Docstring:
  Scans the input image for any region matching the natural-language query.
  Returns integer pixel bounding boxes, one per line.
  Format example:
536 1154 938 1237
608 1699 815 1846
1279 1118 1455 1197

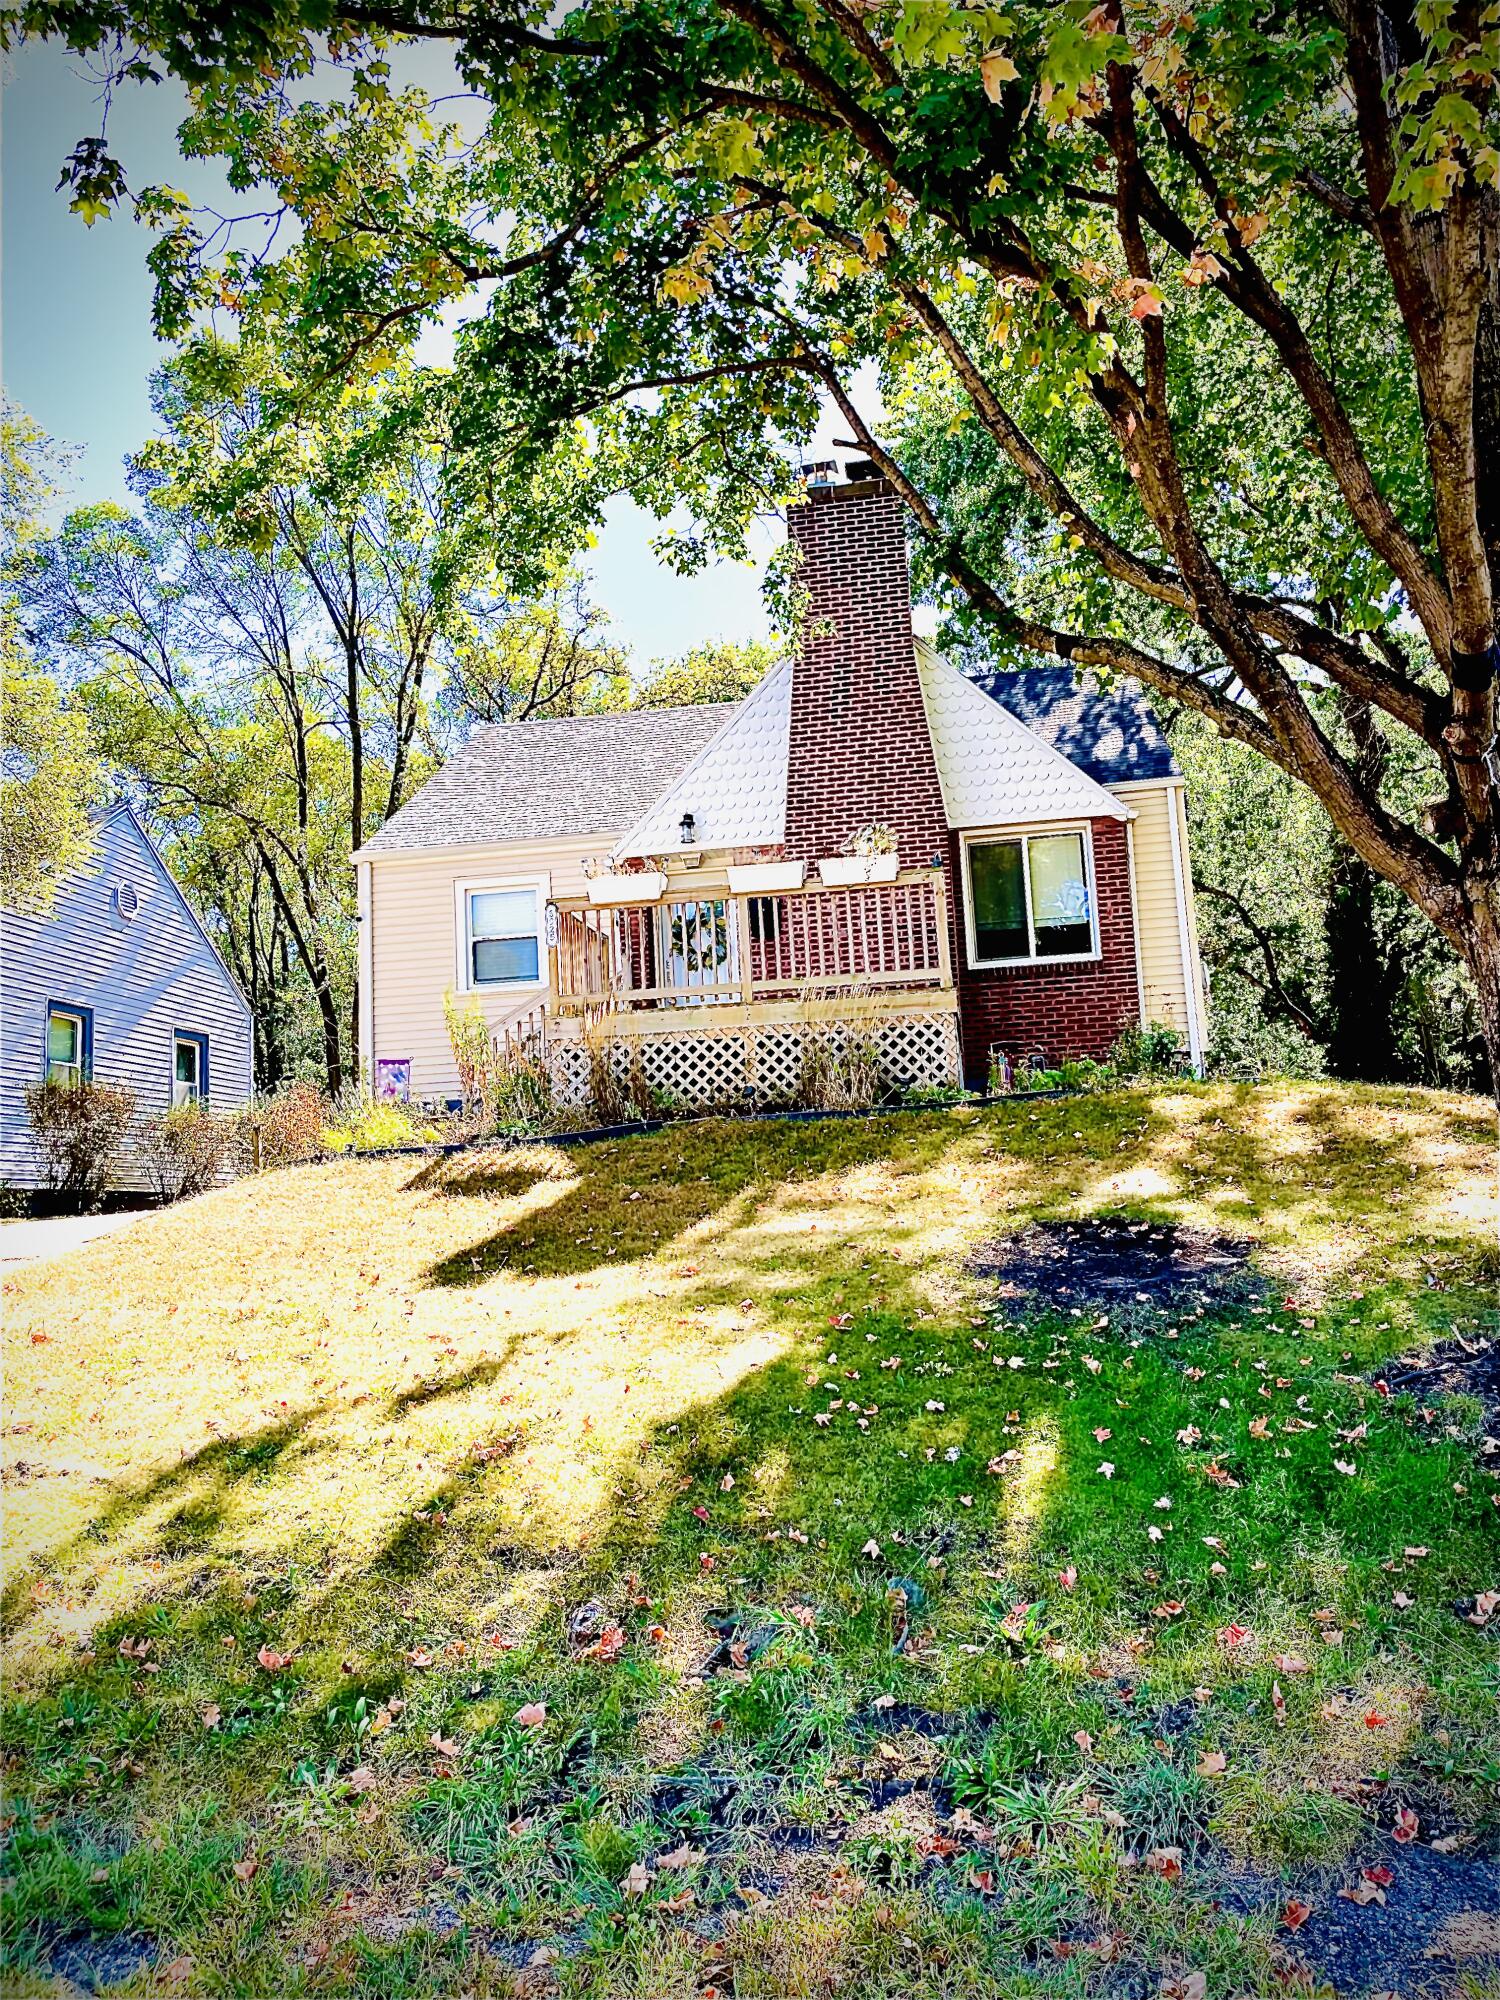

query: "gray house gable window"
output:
45 1002 93 1083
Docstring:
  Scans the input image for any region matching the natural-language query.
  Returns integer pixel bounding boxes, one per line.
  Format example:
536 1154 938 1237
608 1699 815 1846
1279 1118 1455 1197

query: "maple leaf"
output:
346 1765 377 1794
1271 1680 1287 1728
1093 1427 1112 1443
233 1858 259 1883
1196 1749 1227 1776
256 1645 292 1672
657 1842 704 1871
720 1473 735 1491
587 1625 627 1662
407 1647 434 1669
621 1861 652 1897
1152 1601 1184 1619
1161 1976 1206 2000
1391 1806 1419 1843
1273 1652 1309 1674
1339 1878 1385 1905
201 1705 221 1730
980 49 1019 101
159 1959 196 1986
862 1539 881 1556
1097 1461 1116 1479
872 1692 896 1710
1073 1728 1093 1752
1282 1897 1313 1931
430 1732 460 1758
1058 1566 1078 1590
1217 1623 1252 1650
515 1702 547 1728
1144 1846 1182 1880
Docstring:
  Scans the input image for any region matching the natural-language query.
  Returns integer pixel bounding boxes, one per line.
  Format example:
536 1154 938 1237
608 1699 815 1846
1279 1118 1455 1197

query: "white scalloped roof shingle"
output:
916 641 1130 827
611 658 792 859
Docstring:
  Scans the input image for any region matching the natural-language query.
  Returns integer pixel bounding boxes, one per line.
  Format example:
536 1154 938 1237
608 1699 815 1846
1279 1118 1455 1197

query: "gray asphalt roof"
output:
359 705 735 854
361 666 1175 857
973 669 1178 784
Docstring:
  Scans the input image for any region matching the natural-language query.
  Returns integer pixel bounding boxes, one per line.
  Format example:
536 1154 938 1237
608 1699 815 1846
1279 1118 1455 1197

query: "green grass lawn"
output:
2 1083 1497 1998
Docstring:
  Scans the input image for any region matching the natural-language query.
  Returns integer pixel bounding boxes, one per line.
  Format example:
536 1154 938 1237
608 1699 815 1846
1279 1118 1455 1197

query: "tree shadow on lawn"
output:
3 1087 1495 1992
409 1086 1491 1303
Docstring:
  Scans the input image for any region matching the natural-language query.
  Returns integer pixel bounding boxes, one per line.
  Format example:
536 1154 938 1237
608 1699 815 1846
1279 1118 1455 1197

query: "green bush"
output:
321 1095 442 1154
23 1078 136 1208
139 1102 237 1201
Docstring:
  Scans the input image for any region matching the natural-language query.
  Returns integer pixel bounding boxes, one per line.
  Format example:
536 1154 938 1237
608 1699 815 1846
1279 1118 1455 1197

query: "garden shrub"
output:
139 1101 236 1201
233 1080 327 1172
445 990 556 1131
321 1095 442 1154
23 1078 136 1207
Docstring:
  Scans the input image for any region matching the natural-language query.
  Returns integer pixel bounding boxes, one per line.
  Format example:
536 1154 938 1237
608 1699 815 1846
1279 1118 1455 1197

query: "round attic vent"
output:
115 881 140 921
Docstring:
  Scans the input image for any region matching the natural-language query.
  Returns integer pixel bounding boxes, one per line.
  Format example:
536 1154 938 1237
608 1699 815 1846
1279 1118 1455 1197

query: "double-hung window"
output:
964 828 1098 967
460 882 543 990
173 1032 208 1106
46 1005 89 1084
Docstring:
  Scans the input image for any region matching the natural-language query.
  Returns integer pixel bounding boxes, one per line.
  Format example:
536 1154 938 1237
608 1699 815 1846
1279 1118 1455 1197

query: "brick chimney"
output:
782 465 949 869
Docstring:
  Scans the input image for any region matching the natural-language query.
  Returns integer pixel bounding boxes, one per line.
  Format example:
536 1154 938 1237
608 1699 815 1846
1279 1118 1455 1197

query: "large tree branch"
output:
1137 89 1456 663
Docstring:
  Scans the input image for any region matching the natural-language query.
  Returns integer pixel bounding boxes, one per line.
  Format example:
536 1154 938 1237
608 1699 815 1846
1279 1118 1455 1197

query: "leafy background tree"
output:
1 406 106 914
8 0 1497 1092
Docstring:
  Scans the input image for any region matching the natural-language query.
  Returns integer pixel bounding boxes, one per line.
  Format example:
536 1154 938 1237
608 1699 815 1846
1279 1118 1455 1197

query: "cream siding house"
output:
356 464 1208 1105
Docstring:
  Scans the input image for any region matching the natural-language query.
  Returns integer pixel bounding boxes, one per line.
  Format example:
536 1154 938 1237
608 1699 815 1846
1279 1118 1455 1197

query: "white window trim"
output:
172 1034 203 1107
47 1007 86 1084
959 822 1102 970
454 875 549 995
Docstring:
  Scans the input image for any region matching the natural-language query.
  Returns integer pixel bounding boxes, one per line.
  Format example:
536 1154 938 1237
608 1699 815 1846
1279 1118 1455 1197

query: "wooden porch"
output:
546 866 954 1023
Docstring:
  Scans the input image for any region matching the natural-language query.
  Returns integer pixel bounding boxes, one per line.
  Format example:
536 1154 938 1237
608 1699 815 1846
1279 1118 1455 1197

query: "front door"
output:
658 898 739 1004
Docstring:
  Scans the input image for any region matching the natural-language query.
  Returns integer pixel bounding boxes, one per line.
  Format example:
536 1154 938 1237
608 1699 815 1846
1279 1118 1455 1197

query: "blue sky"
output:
0 38 817 662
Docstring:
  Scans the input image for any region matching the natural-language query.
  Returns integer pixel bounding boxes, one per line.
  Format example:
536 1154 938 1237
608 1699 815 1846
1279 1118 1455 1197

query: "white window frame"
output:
172 1034 204 1107
454 876 548 995
46 1007 86 1084
959 822 1102 970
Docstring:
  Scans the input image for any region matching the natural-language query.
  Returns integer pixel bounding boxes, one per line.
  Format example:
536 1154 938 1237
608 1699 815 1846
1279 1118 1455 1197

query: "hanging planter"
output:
726 860 805 893
585 871 668 904
817 854 899 886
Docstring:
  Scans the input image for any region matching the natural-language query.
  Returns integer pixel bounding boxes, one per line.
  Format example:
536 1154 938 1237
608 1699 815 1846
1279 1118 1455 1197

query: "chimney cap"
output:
844 456 879 482
799 458 839 487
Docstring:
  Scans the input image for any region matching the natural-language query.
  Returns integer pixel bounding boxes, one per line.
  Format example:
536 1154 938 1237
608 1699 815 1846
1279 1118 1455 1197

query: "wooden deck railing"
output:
549 868 952 1014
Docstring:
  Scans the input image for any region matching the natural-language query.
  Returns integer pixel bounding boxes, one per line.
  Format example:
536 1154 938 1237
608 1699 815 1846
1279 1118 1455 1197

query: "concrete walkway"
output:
0 1210 154 1269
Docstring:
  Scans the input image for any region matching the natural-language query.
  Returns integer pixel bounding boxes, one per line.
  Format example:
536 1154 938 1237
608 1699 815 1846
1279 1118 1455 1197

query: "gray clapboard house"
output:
1 804 254 1191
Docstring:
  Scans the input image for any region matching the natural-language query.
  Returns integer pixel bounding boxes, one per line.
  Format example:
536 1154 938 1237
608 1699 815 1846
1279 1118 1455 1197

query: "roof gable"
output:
915 643 1130 826
611 660 791 860
98 804 254 1021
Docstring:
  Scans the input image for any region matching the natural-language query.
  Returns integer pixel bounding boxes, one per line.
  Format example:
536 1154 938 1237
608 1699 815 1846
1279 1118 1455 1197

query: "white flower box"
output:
817 853 899 886
585 871 668 904
726 860 806 893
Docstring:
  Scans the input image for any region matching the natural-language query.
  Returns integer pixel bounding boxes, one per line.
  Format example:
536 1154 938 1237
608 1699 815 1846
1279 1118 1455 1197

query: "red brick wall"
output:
784 480 950 871
952 817 1140 1080
783 474 1141 1083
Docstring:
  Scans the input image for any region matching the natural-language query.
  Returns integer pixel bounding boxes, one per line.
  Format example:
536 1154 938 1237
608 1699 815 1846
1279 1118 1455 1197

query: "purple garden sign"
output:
373 1057 412 1103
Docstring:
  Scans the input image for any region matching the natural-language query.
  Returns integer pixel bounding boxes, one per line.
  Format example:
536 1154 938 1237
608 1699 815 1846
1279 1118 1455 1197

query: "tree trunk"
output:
1459 892 1500 1100
1324 848 1401 1081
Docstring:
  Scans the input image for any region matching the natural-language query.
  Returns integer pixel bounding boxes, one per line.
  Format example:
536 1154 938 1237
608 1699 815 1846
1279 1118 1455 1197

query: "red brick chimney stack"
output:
782 463 950 869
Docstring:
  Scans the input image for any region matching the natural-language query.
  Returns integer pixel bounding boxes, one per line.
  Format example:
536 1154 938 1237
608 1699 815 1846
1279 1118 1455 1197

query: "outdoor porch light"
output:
679 811 697 845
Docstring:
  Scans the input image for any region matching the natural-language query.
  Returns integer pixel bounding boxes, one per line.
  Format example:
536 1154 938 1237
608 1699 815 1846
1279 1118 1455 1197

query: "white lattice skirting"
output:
550 1011 961 1115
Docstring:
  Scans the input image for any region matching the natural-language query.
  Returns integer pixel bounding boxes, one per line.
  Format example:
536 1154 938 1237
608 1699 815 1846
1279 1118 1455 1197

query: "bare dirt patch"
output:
970 1215 1260 1319
1378 1331 1500 1447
